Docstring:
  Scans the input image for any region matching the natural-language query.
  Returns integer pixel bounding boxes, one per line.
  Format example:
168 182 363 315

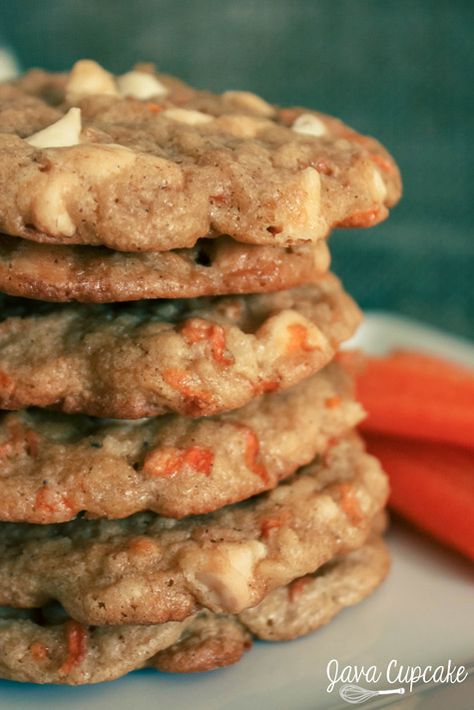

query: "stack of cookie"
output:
0 61 401 684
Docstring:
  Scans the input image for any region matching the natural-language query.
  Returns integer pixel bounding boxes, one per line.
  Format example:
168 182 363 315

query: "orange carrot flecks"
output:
180 318 234 365
59 621 87 676
33 486 75 518
337 208 383 229
334 482 363 526
232 423 269 485
145 102 163 113
260 515 287 539
143 445 214 478
286 323 315 354
163 368 214 413
243 427 269 485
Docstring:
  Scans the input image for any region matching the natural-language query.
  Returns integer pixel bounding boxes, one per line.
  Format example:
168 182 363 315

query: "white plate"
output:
2 312 474 710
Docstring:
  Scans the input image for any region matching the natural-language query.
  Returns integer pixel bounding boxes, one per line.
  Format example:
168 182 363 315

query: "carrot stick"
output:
355 351 474 448
364 432 474 560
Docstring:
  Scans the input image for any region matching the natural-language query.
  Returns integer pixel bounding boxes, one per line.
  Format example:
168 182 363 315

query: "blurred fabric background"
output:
1 0 472 338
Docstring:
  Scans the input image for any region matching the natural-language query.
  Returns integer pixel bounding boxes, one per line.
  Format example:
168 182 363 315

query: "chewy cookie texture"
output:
0 59 399 685
0 60 401 253
0 436 388 625
0 536 389 684
0 275 360 418
0 235 331 302
0 363 364 522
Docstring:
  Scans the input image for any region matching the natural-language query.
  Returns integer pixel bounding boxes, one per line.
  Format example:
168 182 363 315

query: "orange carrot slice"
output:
355 351 474 448
364 432 474 560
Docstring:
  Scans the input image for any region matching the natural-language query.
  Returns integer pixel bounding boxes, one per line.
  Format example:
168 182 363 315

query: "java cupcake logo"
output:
326 658 468 704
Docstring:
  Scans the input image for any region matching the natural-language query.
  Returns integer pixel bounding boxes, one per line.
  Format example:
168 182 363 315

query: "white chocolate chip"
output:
162 108 213 125
31 173 77 237
264 166 323 243
26 108 82 149
214 113 271 138
181 541 266 613
68 143 136 180
117 70 168 100
299 165 323 231
66 59 118 97
292 113 327 137
371 166 387 201
28 143 137 238
223 90 274 117
313 240 331 272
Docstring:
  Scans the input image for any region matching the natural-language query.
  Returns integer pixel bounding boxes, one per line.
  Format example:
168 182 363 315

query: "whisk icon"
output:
339 684 405 704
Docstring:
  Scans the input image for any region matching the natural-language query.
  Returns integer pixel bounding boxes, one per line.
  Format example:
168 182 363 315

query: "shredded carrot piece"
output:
143 445 214 478
145 102 163 113
183 446 214 473
33 487 56 514
180 318 234 366
260 517 283 538
286 323 315 354
254 379 279 396
337 208 383 228
260 512 290 539
335 482 363 526
243 427 269 485
163 368 214 413
325 396 341 409
33 487 74 516
209 325 233 365
59 621 87 676
144 448 184 477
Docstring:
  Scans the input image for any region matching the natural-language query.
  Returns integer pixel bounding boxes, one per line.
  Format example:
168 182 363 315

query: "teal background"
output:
1 0 472 337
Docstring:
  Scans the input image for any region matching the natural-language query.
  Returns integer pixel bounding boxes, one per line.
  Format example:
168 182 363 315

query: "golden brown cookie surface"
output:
0 235 330 302
0 275 361 418
0 436 388 625
0 363 363 522
0 61 401 252
0 537 389 684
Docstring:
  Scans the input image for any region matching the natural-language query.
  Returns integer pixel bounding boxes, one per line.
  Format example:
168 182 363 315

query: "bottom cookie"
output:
0 536 389 684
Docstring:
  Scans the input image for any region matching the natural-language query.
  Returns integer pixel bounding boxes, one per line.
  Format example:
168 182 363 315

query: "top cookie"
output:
0 60 401 252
